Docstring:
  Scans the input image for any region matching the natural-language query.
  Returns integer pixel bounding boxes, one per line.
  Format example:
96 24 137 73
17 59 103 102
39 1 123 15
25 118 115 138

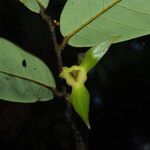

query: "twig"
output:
39 3 63 72
40 7 58 49
57 36 70 53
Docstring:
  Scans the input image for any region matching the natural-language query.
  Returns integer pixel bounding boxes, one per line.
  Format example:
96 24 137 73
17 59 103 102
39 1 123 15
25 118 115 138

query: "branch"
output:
39 4 63 72
40 7 58 49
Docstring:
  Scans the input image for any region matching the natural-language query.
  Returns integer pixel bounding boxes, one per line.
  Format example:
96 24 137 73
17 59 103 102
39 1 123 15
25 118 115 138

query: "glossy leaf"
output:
0 38 55 103
19 0 49 13
60 0 150 47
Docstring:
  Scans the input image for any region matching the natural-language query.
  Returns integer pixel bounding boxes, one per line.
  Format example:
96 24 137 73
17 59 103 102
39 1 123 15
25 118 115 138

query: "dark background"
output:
0 0 150 150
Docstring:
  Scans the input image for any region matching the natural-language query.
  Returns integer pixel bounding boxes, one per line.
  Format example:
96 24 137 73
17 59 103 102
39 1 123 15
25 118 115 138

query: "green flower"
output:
60 36 119 129
60 65 90 128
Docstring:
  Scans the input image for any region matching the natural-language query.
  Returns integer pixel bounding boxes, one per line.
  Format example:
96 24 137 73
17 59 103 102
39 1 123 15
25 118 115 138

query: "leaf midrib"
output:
0 70 54 91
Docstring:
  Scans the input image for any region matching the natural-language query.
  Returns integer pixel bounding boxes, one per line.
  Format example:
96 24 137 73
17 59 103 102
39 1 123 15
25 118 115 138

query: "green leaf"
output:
60 0 150 47
19 0 49 13
80 36 119 72
0 38 55 103
71 84 90 129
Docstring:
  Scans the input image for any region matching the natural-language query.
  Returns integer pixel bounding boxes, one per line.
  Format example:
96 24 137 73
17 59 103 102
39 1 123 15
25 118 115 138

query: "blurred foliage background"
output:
0 0 150 150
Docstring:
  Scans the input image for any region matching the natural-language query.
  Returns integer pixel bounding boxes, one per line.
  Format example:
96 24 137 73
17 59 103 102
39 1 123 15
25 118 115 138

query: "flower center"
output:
69 70 80 82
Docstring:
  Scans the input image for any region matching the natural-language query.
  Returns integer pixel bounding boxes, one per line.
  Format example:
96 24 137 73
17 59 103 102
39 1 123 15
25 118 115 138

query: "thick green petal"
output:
70 84 90 129
80 37 119 73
